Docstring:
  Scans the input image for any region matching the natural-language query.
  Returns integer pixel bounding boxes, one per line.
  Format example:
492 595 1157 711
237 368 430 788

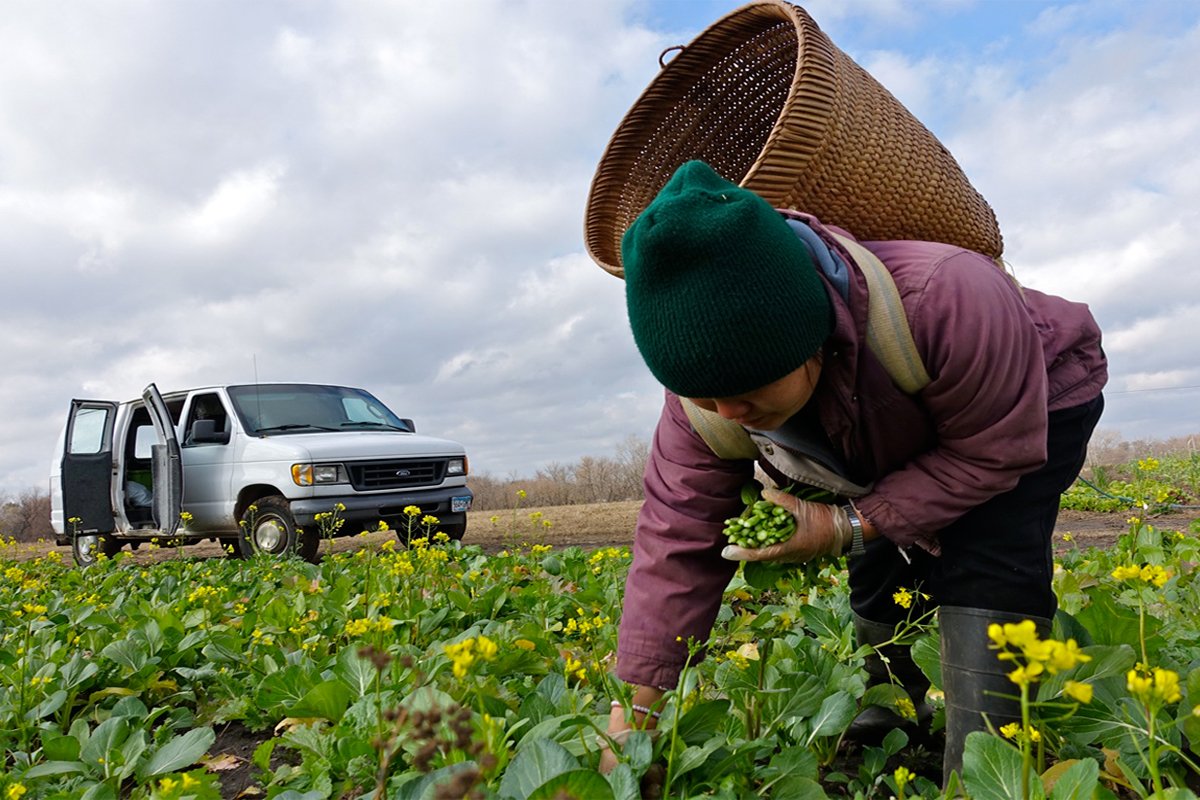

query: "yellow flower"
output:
1007 663 1044 688
723 650 750 669
403 505 421 517
517 489 527 499
158 777 178 793
895 696 917 721
1127 666 1183 705
1063 680 1093 704
999 722 1040 743
475 635 498 660
344 618 372 638
892 587 913 609
894 766 913 790
5 784 27 800
1043 639 1091 673
1140 564 1170 587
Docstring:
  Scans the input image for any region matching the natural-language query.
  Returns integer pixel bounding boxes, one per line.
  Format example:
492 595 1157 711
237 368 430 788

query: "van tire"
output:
439 522 466 541
72 533 122 567
238 496 320 563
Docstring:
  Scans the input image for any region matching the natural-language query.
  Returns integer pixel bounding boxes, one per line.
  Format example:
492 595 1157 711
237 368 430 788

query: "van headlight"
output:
446 457 467 476
292 463 347 486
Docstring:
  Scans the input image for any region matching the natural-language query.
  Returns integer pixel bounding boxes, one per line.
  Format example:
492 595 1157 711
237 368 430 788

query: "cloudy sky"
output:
3 0 1198 495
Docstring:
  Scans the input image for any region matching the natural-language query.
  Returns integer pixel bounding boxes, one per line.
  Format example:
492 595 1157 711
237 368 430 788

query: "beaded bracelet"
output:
611 699 662 719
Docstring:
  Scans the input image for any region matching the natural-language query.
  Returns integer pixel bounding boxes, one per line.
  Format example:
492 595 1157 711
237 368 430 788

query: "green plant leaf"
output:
27 689 68 721
604 763 640 800
912 634 941 689
333 645 376 696
1076 589 1151 650
768 776 829 798
42 731 82 762
673 738 725 777
527 769 616 800
287 679 352 722
23 760 89 779
1046 758 1099 799
256 663 316 712
765 745 819 780
807 691 856 740
100 638 150 673
962 731 1043 800
138 726 216 778
497 737 578 800
81 716 130 766
674 698 731 745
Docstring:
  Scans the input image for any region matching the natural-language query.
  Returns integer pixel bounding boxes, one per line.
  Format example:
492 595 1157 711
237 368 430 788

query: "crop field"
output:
2 454 1199 799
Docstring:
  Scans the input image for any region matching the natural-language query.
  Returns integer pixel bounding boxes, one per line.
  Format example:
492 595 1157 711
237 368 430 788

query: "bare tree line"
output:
469 434 650 511
1086 430 1200 469
1 488 53 543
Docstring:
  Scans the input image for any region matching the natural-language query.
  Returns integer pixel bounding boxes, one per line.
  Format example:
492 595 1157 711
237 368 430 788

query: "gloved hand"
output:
721 488 852 563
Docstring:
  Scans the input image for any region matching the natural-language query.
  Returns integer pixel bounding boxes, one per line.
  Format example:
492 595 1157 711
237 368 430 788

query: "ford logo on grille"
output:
395 469 412 477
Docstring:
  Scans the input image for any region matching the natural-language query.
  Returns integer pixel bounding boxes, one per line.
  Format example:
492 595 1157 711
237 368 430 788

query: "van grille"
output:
348 459 446 491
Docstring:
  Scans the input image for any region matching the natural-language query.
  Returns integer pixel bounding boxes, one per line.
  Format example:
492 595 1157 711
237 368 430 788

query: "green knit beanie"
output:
621 160 833 398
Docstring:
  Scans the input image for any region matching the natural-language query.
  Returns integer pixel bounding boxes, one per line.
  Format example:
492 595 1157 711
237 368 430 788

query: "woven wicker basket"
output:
584 0 1002 278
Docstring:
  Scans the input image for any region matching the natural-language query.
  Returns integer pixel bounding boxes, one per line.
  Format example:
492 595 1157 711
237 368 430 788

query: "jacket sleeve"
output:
615 391 751 688
854 250 1050 545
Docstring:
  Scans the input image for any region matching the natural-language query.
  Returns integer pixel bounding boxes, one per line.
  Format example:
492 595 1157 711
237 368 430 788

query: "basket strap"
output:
830 233 931 394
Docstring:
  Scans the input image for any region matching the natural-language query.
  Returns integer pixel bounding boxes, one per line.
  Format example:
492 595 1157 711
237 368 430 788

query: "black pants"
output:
848 395 1104 625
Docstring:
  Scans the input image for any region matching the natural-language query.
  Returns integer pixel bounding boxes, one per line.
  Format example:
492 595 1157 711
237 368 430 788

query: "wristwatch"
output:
842 504 866 558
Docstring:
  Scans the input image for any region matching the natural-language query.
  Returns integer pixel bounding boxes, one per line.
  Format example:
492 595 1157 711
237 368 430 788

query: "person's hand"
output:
599 691 663 774
721 488 851 563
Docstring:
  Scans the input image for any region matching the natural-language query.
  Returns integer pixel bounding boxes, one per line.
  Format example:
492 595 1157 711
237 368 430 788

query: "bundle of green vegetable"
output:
722 483 796 549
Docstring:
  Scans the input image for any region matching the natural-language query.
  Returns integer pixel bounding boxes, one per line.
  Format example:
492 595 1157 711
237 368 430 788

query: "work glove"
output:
721 488 852 563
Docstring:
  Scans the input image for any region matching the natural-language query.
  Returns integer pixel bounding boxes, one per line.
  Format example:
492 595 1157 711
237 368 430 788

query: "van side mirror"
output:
191 418 231 444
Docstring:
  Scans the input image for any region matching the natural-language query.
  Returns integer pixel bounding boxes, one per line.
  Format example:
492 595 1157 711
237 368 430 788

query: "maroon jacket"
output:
617 217 1107 689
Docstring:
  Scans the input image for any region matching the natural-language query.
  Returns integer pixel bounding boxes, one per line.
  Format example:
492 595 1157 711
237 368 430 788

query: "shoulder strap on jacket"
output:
829 233 931 394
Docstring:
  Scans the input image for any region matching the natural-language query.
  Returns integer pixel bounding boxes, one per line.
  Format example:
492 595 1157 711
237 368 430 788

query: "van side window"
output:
68 407 110 454
185 393 230 445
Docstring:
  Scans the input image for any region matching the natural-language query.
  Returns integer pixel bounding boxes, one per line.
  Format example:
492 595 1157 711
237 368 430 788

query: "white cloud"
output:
180 162 287 244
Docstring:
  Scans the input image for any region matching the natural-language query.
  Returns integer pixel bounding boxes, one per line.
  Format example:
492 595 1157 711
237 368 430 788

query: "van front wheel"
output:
72 533 122 567
238 497 320 563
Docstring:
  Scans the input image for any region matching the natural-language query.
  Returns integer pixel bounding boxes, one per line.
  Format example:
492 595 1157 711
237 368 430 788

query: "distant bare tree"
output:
574 456 622 503
0 488 54 543
614 434 650 499
529 463 574 506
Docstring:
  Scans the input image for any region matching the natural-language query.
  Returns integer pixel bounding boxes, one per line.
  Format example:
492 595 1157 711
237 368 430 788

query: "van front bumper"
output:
288 486 473 527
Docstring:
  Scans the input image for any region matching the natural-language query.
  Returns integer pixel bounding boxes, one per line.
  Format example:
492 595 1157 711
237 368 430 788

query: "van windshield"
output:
227 384 413 436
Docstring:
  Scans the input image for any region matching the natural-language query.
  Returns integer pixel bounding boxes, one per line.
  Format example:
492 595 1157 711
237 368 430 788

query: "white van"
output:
50 383 473 565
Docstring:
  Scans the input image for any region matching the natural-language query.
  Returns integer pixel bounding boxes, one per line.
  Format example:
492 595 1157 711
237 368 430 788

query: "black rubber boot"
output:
846 613 934 744
939 606 1052 787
